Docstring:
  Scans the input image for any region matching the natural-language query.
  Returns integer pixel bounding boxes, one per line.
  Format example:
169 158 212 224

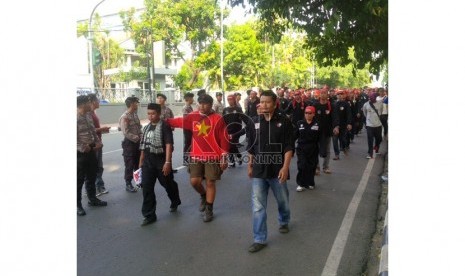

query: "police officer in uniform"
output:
77 95 107 216
119 96 142 192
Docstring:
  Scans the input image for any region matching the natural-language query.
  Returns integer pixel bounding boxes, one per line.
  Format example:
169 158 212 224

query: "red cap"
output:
305 106 315 114
227 94 235 100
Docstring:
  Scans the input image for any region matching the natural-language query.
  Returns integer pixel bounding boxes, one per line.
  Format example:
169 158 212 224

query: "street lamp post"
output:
144 28 153 103
88 0 107 93
220 0 225 103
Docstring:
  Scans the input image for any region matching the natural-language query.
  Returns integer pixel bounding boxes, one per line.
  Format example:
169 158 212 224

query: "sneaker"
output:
228 162 235 168
279 224 289 233
248 243 267 253
126 183 137 193
296 185 305 192
366 155 373 159
203 204 213 222
308 185 315 190
199 194 207 212
88 198 107 207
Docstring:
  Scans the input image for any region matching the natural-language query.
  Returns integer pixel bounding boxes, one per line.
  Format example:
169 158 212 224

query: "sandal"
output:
323 168 332 174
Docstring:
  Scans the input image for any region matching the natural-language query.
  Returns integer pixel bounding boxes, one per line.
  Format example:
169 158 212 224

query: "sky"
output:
75 0 253 24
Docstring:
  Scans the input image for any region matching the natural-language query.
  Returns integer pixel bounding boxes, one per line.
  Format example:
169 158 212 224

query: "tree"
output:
230 0 387 76
120 0 222 88
77 16 125 98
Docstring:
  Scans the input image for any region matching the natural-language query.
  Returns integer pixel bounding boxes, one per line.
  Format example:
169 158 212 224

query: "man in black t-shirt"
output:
245 90 294 253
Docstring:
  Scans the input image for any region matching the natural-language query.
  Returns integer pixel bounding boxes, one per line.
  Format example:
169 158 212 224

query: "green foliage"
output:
111 67 147 83
230 0 388 76
223 23 268 89
77 13 126 92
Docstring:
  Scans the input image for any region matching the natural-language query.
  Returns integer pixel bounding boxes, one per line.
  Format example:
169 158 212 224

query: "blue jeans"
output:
251 178 290 244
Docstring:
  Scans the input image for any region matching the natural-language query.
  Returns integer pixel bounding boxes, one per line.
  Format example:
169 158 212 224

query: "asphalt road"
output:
77 126 385 276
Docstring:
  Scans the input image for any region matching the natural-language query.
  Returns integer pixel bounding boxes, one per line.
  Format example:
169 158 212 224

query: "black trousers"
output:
77 151 98 206
122 139 140 182
380 114 388 136
296 148 318 187
141 154 181 218
183 130 192 164
228 135 242 162
366 126 383 155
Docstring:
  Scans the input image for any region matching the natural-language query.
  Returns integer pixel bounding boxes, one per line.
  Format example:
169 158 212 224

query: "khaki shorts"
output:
189 161 223 180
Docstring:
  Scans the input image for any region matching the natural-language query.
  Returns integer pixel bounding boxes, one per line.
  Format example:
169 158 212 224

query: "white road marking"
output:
321 158 375 276
102 149 123 155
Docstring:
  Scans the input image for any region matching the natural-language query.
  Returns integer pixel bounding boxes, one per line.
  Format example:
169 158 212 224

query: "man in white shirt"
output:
362 92 384 159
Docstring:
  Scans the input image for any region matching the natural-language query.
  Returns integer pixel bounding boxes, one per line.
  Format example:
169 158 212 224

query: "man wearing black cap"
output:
77 95 107 216
156 93 174 120
182 92 195 165
167 94 229 222
213 92 224 114
138 103 181 226
119 96 142 192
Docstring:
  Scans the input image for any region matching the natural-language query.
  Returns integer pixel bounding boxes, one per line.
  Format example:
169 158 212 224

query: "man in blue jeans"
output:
245 90 294 253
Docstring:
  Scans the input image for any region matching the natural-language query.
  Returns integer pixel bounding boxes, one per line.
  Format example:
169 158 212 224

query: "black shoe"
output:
199 194 207 212
88 198 107 207
77 207 86 216
172 169 178 173
279 224 289 233
203 204 213 222
169 201 181 212
248 243 267 253
96 186 109 197
141 215 157 226
126 183 137 193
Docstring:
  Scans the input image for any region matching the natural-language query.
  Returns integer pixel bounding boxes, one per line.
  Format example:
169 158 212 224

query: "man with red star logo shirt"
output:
166 94 229 222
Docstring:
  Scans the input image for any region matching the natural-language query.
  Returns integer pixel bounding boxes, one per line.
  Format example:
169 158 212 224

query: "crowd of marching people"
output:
77 85 388 252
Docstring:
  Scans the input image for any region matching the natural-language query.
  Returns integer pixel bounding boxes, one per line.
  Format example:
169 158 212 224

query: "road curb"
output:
378 151 388 276
378 209 388 276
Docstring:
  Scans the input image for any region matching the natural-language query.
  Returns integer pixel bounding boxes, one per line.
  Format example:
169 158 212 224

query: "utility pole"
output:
145 28 153 103
220 0 225 103
88 0 106 93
